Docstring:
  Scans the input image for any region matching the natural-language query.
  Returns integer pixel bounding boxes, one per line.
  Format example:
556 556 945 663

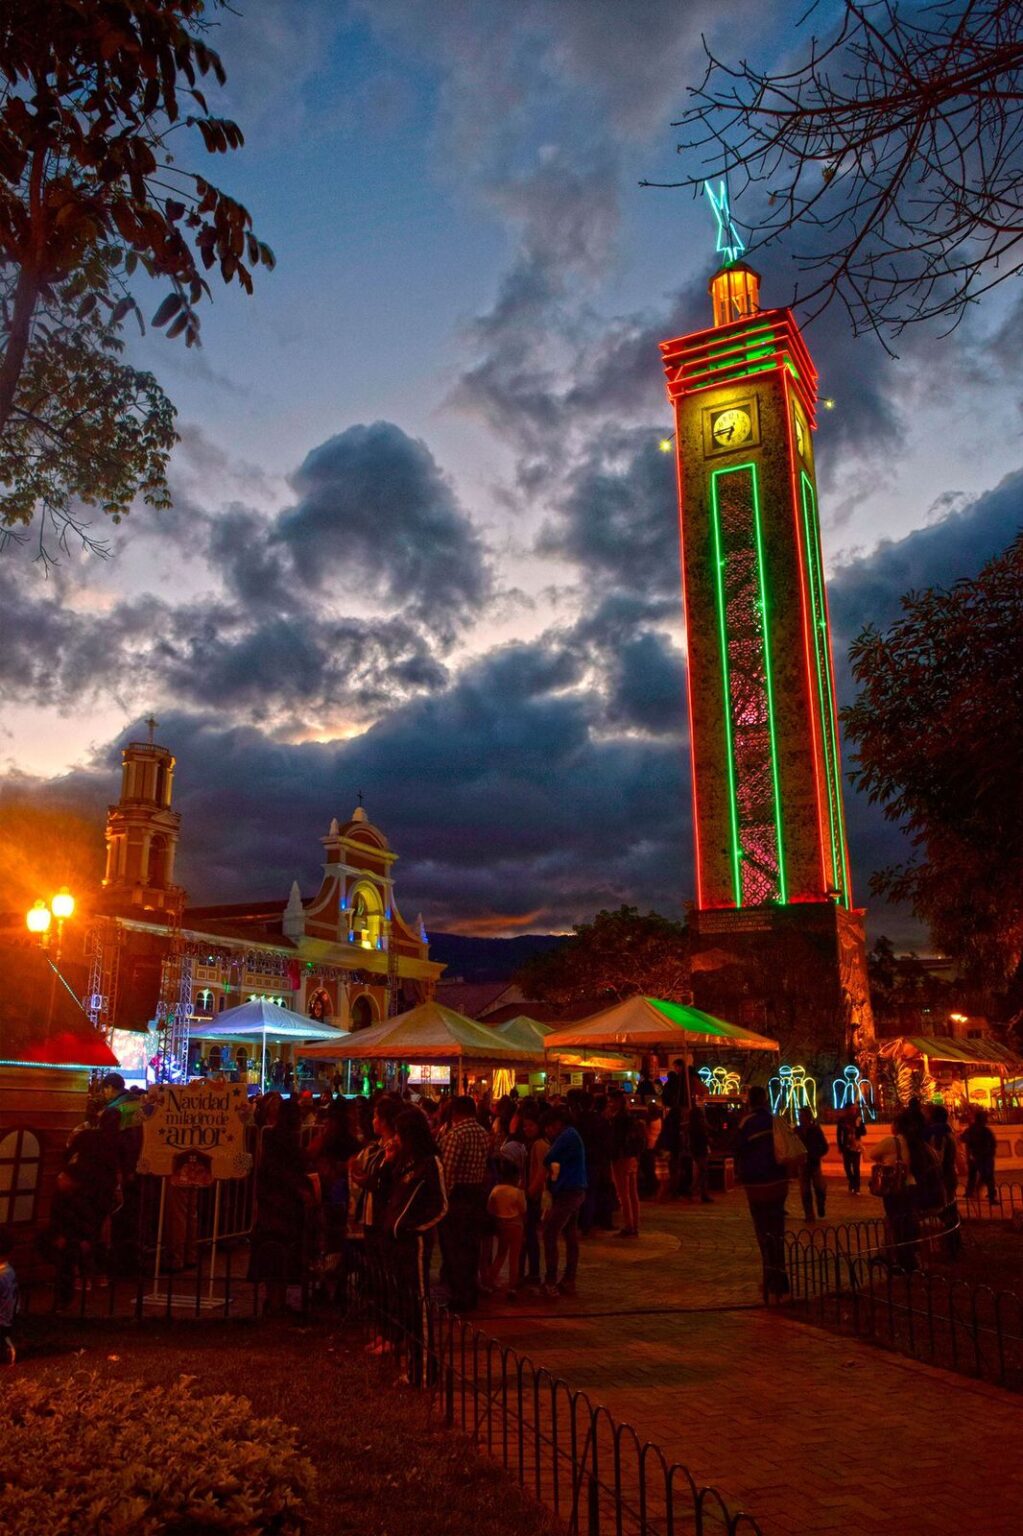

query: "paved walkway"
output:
475 1189 1023 1536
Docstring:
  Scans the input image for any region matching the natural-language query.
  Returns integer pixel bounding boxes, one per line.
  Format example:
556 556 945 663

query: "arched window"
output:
348 882 384 949
0 1128 42 1225
351 994 377 1031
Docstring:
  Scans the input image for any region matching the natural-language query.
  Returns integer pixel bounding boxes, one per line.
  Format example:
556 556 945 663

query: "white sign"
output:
407 1063 451 1084
138 1082 252 1183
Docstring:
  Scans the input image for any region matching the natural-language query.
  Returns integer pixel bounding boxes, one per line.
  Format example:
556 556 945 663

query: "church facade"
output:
90 731 442 1070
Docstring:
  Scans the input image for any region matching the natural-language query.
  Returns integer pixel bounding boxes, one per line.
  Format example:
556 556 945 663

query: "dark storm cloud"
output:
828 467 1023 669
36 631 694 929
604 630 687 738
0 419 492 729
275 422 492 635
539 428 680 596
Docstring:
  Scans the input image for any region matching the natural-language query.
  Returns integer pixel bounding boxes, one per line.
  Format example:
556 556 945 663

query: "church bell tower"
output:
99 719 184 919
660 192 874 1063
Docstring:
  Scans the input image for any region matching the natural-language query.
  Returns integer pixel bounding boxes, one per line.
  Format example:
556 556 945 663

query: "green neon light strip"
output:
710 462 787 906
710 474 743 907
752 466 788 905
800 472 849 904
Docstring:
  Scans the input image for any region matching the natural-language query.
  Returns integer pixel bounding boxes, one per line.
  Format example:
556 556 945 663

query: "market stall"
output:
299 999 542 1092
878 1034 1023 1115
543 995 779 1103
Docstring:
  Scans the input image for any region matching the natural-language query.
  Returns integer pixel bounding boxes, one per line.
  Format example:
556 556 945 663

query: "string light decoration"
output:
768 1063 818 1122
698 1065 741 1096
831 1063 877 1120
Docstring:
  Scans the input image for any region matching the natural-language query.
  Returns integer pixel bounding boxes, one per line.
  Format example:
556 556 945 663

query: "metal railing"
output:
345 1244 764 1536
773 1215 1023 1390
962 1181 1023 1223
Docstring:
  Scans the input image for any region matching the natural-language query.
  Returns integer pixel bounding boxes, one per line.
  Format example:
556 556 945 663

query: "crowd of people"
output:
2 1065 1003 1370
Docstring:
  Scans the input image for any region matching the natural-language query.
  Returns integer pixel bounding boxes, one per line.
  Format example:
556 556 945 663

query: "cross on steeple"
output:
145 715 158 744
356 789 364 807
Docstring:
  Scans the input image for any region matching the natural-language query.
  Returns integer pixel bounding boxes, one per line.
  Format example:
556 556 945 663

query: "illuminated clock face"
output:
711 407 752 448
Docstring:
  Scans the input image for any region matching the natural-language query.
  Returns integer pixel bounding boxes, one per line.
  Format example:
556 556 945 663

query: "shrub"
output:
0 1372 316 1535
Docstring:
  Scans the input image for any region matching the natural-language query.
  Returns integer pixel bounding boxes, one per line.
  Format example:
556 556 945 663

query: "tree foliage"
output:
659 1 1023 338
516 905 691 1012
843 533 1023 987
0 0 273 559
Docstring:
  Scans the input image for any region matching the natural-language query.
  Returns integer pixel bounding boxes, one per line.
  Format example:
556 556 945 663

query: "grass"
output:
13 1314 564 1536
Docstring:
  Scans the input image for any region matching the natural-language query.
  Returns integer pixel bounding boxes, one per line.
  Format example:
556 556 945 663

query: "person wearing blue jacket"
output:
541 1106 588 1299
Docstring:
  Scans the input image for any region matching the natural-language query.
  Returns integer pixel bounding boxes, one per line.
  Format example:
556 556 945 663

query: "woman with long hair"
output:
379 1109 447 1384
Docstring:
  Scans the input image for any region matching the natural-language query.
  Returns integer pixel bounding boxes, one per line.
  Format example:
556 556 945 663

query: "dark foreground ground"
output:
12 1314 562 1536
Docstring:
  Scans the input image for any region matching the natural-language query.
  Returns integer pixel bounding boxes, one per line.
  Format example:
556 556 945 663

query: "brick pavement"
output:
475 1188 1023 1536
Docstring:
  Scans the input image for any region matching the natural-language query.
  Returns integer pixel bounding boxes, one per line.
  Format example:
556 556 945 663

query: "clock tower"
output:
660 226 875 1065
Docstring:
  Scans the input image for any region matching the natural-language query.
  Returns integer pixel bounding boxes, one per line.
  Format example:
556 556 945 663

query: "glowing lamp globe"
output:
51 888 75 920
27 901 52 935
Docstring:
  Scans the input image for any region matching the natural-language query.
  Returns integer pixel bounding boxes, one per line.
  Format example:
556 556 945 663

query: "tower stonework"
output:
661 263 875 1065
100 737 183 919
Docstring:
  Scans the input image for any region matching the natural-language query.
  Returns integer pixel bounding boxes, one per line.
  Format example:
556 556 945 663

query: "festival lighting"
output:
832 1064 877 1119
26 901 52 936
51 888 75 920
704 179 744 267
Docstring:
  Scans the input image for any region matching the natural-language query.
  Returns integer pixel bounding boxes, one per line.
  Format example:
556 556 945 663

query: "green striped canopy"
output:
544 996 778 1054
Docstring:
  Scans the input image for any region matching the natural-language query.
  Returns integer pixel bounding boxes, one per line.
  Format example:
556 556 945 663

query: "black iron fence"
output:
345 1244 765 1536
962 1181 1023 1223
773 1215 1023 1390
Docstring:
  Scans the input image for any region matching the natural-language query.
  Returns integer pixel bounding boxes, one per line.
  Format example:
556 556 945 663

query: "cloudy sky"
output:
3 0 1021 941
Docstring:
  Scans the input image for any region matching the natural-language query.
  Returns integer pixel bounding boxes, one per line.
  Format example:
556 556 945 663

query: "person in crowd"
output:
483 1157 527 1300
688 1103 713 1205
640 1103 662 1199
606 1090 645 1237
963 1107 998 1204
0 1227 19 1366
634 1068 658 1103
307 1097 360 1256
836 1102 866 1194
926 1104 961 1257
735 1085 790 1300
541 1105 588 1299
380 1109 447 1386
795 1106 828 1222
437 1095 490 1312
349 1095 402 1354
870 1110 938 1272
657 1098 683 1199
520 1107 549 1289
249 1097 315 1314
662 1058 686 1109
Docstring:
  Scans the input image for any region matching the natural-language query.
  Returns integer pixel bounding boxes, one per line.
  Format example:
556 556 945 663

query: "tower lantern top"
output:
709 260 761 327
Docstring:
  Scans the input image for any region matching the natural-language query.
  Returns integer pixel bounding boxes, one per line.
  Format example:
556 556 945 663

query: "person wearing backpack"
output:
870 1111 928 1271
795 1106 829 1221
606 1090 645 1237
736 1085 793 1300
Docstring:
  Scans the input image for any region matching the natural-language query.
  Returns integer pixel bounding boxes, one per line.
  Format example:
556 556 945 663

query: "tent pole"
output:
261 1032 267 1094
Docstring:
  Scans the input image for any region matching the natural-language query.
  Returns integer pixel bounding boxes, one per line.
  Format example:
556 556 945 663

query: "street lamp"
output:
25 889 76 1032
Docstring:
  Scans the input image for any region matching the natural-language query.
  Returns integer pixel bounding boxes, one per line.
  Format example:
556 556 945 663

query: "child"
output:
0 1227 19 1365
484 1157 527 1301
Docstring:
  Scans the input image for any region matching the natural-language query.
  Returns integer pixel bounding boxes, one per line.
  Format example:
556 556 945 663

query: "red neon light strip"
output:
783 374 831 898
673 406 705 909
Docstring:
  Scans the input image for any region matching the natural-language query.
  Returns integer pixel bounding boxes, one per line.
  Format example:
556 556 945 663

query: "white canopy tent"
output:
198 998 346 1089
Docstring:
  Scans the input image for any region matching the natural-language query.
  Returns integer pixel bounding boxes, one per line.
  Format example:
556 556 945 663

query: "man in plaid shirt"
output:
438 1097 490 1311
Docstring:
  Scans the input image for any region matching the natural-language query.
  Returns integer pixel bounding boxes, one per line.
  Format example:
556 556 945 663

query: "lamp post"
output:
26 888 76 1033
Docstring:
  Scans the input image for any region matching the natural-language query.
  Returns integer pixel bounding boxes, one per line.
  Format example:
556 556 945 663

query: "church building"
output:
89 728 442 1070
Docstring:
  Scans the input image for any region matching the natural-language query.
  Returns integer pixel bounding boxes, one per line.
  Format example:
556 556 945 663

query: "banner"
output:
138 1082 252 1185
